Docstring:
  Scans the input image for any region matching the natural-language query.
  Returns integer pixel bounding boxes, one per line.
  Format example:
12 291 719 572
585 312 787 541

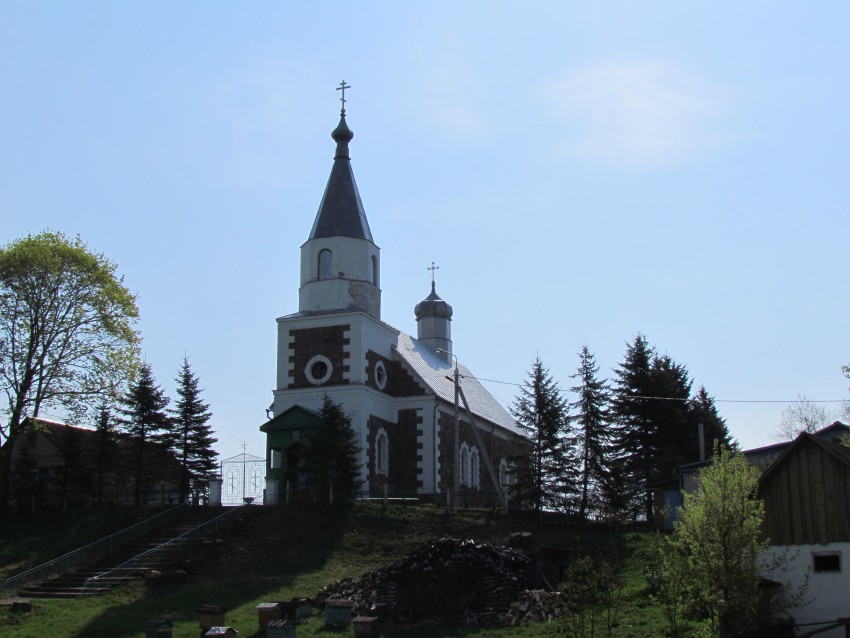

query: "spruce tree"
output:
511 356 574 513
12 426 39 512
650 354 697 480
171 356 218 503
612 335 729 521
119 362 172 505
55 425 90 509
610 335 658 519
690 386 732 456
93 399 118 505
311 396 362 503
568 345 612 520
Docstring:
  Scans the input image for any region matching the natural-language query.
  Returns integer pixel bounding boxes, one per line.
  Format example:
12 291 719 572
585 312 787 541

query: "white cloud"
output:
538 60 737 171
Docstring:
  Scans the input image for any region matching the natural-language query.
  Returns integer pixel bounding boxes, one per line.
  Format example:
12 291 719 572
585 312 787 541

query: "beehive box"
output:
197 605 227 630
144 618 173 638
266 619 296 638
324 598 354 627
293 598 312 623
352 616 380 638
256 602 282 626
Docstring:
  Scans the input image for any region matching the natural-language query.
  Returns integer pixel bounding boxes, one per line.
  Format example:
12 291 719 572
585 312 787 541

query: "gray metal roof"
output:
393 332 520 435
309 115 373 241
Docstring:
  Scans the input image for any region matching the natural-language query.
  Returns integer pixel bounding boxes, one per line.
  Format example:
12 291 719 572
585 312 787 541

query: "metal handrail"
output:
0 503 189 596
82 505 244 593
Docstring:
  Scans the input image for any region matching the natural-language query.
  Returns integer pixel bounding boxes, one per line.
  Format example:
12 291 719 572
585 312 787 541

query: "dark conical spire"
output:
309 84 372 241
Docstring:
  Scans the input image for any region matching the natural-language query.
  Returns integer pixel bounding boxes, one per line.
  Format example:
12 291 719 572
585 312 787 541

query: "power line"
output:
467 375 847 404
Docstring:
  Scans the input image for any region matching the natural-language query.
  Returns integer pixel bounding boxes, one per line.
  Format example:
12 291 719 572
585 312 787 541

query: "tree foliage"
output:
118 362 172 505
93 399 118 505
0 231 139 511
511 356 575 512
609 335 659 519
773 394 833 441
610 335 729 520
568 345 612 520
171 356 218 502
690 386 733 454
310 396 362 503
659 445 766 637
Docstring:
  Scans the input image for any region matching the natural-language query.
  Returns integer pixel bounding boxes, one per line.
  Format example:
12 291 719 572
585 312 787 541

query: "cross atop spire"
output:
428 261 439 287
336 80 351 116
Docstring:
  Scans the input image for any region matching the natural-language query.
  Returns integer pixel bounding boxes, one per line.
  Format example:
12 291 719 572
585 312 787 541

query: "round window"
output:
305 355 333 385
374 360 388 390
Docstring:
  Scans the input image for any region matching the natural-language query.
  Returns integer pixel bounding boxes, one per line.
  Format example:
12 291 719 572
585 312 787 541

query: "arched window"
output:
318 249 333 280
375 429 389 476
371 255 378 285
499 459 511 488
460 444 470 486
470 448 480 488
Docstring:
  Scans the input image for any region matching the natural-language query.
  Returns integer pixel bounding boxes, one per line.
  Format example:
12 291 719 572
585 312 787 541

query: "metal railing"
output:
81 505 244 593
0 503 189 596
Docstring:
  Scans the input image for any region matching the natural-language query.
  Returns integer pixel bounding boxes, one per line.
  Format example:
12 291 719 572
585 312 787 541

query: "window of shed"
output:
813 552 841 573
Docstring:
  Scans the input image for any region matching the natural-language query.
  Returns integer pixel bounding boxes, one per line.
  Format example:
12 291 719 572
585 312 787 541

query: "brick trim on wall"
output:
289 325 350 389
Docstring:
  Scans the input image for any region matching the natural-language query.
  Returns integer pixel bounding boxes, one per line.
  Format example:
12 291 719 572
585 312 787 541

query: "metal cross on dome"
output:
337 80 351 115
428 261 439 286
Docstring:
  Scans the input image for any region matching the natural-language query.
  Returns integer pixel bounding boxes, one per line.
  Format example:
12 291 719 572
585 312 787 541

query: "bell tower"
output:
414 263 453 362
298 82 381 319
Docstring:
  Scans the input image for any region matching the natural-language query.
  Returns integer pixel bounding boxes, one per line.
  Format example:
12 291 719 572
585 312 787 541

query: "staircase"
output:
9 506 241 599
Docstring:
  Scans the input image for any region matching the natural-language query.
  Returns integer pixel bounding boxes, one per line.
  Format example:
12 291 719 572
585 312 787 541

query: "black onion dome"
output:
415 282 454 319
332 116 354 155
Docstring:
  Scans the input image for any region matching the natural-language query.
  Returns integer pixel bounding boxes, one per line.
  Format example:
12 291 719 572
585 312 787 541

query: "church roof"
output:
393 332 521 435
309 115 373 241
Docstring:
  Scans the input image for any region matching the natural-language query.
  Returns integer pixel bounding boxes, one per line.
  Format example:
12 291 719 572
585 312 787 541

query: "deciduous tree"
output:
660 445 766 637
0 231 139 512
773 394 833 441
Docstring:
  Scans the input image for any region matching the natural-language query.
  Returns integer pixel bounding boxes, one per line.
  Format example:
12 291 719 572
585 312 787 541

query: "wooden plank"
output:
789 450 804 544
822 451 839 541
809 442 828 544
798 442 813 544
838 465 850 542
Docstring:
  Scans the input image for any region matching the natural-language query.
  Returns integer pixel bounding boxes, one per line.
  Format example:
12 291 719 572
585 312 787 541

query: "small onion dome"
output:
415 282 454 319
332 115 354 158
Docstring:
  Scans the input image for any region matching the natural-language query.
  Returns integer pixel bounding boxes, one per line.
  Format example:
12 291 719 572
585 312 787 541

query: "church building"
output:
260 92 521 504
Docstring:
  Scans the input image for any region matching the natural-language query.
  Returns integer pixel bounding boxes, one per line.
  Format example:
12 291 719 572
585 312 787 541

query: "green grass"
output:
1 504 676 638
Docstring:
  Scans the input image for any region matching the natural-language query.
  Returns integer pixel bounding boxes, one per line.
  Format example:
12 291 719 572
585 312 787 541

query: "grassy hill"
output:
1 504 672 637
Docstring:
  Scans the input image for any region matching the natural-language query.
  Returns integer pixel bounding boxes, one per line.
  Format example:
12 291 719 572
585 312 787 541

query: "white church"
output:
260 94 522 504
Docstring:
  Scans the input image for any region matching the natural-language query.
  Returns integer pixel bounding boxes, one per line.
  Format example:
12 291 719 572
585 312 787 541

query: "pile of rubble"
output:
316 537 534 625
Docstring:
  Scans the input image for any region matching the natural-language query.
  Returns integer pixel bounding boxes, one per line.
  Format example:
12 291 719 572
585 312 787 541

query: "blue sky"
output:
2 2 848 462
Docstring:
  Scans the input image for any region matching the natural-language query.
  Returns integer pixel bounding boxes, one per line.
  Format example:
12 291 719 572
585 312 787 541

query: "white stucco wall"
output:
762 542 850 637
299 236 381 317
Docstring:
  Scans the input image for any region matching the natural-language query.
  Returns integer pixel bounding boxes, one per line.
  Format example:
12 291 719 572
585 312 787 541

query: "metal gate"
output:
220 452 265 505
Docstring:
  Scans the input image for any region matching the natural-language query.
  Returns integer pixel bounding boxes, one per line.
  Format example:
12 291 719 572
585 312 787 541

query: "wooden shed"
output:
758 432 850 546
